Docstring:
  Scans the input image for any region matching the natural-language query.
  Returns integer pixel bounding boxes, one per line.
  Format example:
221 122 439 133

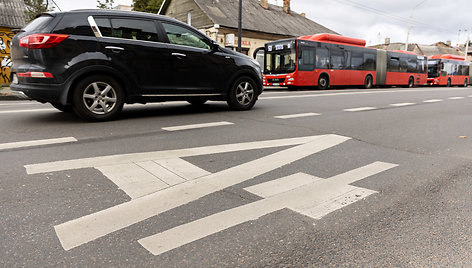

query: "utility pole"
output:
465 29 470 62
237 0 242 52
405 0 428 51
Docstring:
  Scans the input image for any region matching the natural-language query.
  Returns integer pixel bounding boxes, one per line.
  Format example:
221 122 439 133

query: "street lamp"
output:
404 0 428 51
237 0 242 52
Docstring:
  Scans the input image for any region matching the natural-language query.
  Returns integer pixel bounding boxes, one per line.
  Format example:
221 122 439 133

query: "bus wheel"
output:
408 77 414 88
463 79 468 87
447 78 452 87
364 75 373 89
318 75 329 90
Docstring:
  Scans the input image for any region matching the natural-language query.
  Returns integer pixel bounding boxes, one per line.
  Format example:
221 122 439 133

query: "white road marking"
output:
423 99 443 103
0 102 37 106
448 97 465 100
0 108 56 114
52 134 350 250
162 121 233 131
343 107 377 112
274 113 320 119
139 162 397 256
390 103 415 107
26 135 331 174
0 137 77 150
260 87 472 100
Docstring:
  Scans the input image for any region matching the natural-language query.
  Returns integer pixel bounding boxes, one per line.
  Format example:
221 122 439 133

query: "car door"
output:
158 21 233 94
92 16 172 93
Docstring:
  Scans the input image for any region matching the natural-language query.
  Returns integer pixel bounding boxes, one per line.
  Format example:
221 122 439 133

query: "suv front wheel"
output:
227 76 257 110
72 75 124 121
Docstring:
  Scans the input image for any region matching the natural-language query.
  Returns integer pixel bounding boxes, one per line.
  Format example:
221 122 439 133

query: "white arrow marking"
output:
54 134 350 250
138 162 397 255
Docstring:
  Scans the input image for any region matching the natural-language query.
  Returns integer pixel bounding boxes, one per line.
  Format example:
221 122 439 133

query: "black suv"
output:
10 10 263 121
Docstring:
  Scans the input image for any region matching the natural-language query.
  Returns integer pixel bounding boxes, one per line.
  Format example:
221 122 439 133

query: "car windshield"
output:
264 41 296 74
427 59 440 78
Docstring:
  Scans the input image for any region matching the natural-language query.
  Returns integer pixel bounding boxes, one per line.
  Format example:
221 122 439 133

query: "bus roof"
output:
297 33 366 47
430 54 465 61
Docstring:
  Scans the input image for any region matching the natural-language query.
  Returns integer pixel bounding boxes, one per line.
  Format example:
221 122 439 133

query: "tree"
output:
133 0 164 14
24 0 54 22
97 0 115 9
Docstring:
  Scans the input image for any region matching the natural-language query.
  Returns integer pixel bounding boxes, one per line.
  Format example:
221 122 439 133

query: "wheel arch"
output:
225 69 263 97
59 66 134 105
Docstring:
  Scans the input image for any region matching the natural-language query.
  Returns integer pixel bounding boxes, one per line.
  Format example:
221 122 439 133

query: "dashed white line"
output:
343 107 377 112
389 103 415 107
423 99 443 103
0 108 56 114
448 97 465 100
274 113 320 119
0 137 77 150
162 121 234 131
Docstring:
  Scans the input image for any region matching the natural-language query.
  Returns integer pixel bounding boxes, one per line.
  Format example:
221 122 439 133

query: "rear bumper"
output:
10 82 66 103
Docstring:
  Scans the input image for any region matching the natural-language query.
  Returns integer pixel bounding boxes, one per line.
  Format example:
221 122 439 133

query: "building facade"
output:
0 0 26 85
159 0 337 58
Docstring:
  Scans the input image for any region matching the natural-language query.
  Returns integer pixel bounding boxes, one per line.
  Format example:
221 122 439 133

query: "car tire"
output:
72 75 124 121
50 102 73 113
226 76 257 110
318 75 329 90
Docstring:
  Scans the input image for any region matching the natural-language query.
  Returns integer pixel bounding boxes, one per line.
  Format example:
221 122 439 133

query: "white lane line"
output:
0 102 37 106
138 162 397 256
26 136 326 174
274 112 320 119
343 107 377 112
389 103 415 107
53 134 350 251
468 95 472 98
162 121 233 131
0 137 77 150
423 99 443 103
448 97 465 100
0 108 56 114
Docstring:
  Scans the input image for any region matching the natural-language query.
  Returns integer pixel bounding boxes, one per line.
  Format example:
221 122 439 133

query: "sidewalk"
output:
0 86 27 101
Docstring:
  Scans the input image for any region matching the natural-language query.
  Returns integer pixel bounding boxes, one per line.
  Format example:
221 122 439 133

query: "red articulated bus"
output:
427 54 470 87
263 33 428 89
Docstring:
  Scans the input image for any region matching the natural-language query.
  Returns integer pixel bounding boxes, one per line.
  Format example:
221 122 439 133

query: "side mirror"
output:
211 41 219 53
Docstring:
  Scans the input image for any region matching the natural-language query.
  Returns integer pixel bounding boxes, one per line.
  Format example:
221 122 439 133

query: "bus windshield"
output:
265 41 296 74
427 59 440 78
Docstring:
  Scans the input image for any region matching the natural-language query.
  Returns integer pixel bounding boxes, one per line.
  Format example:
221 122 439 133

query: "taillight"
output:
17 72 54 78
19 34 69 49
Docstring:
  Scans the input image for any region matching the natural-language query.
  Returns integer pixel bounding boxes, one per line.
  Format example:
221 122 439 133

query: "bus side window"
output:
351 52 364 70
316 47 329 69
364 53 376 71
299 46 316 71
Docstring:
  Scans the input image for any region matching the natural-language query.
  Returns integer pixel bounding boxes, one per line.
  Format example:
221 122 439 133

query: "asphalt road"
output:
1 86 472 267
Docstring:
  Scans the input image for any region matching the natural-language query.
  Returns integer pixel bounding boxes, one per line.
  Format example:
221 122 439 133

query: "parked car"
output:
10 10 263 121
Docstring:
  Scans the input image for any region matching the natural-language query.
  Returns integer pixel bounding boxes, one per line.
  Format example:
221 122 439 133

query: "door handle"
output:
105 46 124 51
172 53 186 57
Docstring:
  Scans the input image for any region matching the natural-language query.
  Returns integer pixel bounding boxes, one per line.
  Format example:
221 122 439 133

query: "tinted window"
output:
23 15 54 32
364 53 376 71
330 49 345 69
162 22 210 50
316 47 329 69
96 18 159 42
388 57 400 72
351 52 364 70
53 14 94 36
407 58 417 73
298 46 315 71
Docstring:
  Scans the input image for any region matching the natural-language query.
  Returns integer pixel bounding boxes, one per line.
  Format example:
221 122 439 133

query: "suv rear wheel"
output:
72 75 124 121
227 76 257 110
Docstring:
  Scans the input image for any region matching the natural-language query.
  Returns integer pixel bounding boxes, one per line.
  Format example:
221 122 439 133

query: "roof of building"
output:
373 42 463 57
160 0 338 36
0 0 26 28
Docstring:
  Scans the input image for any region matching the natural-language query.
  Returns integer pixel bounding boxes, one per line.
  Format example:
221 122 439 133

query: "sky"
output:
51 0 471 46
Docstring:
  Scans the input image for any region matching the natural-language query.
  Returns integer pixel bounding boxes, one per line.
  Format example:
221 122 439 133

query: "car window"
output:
95 18 159 42
161 22 210 50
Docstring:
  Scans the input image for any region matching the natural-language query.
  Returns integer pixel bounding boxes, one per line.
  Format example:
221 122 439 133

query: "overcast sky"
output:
52 0 471 46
